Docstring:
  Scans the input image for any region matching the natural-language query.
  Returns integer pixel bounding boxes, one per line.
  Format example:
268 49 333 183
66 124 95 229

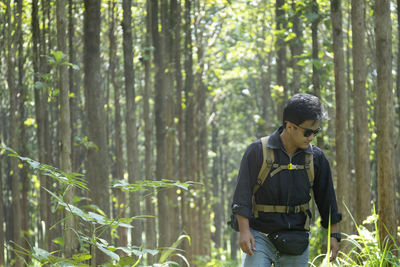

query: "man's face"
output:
289 120 320 150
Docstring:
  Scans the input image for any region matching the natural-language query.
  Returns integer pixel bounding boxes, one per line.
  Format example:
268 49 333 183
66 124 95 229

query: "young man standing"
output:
231 94 342 266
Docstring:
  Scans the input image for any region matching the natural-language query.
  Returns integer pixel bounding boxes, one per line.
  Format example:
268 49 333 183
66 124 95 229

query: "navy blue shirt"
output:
232 127 342 234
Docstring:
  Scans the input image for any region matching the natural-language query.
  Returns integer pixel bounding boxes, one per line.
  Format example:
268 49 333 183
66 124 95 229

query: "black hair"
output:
282 93 326 126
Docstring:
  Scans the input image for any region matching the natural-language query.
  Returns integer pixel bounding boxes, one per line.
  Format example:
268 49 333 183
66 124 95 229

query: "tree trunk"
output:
7 1 22 265
375 0 397 246
122 0 142 247
183 0 196 260
69 0 82 174
83 0 110 263
143 1 156 261
0 136 4 267
161 0 179 247
32 0 49 252
276 0 288 121
57 0 79 257
289 0 303 94
16 0 30 259
211 123 221 248
331 0 352 235
109 1 127 250
396 0 400 229
351 0 371 225
151 0 168 252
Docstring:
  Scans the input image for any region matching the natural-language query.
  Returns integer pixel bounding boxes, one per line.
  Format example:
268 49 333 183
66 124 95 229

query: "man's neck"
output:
280 130 297 156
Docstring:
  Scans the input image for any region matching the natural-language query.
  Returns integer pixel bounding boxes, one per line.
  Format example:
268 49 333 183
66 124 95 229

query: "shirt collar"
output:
267 126 313 154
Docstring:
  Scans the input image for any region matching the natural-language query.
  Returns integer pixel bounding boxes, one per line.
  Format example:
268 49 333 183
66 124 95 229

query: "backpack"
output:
228 136 314 231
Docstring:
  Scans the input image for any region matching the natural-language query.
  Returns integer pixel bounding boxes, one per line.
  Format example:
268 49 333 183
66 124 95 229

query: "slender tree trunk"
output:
69 0 82 173
109 1 127 249
161 0 179 247
57 0 79 257
276 0 287 121
211 123 221 248
32 0 49 251
122 0 142 247
183 0 196 260
375 0 397 246
396 0 400 229
351 0 371 225
7 1 22 265
16 0 30 259
83 0 110 263
289 0 303 94
331 0 352 235
151 0 168 251
0 136 4 267
143 1 156 261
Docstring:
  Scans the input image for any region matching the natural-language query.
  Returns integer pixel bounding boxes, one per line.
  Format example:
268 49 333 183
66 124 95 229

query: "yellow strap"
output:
269 164 306 177
253 203 309 214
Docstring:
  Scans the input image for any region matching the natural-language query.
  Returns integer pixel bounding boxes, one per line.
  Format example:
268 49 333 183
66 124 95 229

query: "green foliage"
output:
310 207 400 267
1 146 192 266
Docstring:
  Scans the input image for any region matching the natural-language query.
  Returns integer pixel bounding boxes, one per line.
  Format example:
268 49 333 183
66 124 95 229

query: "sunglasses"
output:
295 124 321 137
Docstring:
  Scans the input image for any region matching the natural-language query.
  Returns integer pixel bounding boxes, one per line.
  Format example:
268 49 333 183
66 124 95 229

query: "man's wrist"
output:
330 232 341 242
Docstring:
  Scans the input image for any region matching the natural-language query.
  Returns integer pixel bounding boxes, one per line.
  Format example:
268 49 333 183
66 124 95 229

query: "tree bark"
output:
83 0 110 263
375 0 397 246
143 1 156 260
183 0 196 260
351 0 371 225
289 0 303 94
276 0 288 122
57 0 79 257
122 0 142 247
7 1 23 265
331 0 352 235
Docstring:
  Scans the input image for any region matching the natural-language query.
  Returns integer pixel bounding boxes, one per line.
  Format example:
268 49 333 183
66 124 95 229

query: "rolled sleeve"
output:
313 148 342 228
231 142 262 219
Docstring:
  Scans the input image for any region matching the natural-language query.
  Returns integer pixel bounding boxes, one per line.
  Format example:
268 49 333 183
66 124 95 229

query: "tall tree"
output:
375 0 397 245
83 0 110 263
351 0 371 225
183 0 196 260
289 0 303 94
122 0 142 247
32 0 50 251
16 0 30 258
143 0 156 258
108 1 126 249
151 0 169 251
7 1 23 265
56 0 79 257
331 0 352 235
164 0 180 247
275 0 288 121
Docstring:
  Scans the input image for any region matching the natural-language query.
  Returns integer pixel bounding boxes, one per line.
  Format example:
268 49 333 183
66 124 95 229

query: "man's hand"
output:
239 229 256 256
236 214 256 256
330 237 339 262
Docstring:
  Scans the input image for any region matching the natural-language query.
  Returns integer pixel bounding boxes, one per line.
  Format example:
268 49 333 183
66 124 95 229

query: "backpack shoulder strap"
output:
252 136 274 196
305 145 314 186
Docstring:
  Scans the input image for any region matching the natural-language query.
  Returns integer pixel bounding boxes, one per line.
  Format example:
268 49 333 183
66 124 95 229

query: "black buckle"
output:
287 206 295 213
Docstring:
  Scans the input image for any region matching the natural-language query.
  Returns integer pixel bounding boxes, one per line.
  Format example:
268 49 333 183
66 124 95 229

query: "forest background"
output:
0 0 399 266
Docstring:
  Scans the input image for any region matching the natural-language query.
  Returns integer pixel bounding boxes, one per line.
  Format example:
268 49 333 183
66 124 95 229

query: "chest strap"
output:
253 203 309 214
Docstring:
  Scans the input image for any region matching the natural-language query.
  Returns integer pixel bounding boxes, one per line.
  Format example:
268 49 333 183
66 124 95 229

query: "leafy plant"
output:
1 146 193 266
310 206 400 267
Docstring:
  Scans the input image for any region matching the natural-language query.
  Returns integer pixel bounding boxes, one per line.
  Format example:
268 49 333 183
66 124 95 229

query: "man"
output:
231 94 342 266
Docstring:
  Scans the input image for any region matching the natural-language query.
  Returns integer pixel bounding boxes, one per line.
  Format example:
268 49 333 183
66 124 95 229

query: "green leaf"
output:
97 245 120 262
73 253 92 262
33 247 51 260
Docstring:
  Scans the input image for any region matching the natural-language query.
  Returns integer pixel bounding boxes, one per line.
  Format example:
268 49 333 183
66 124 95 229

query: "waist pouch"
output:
268 230 309 255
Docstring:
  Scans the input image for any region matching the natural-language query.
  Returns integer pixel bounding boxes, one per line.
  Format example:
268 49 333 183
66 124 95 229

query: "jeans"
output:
241 228 309 267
